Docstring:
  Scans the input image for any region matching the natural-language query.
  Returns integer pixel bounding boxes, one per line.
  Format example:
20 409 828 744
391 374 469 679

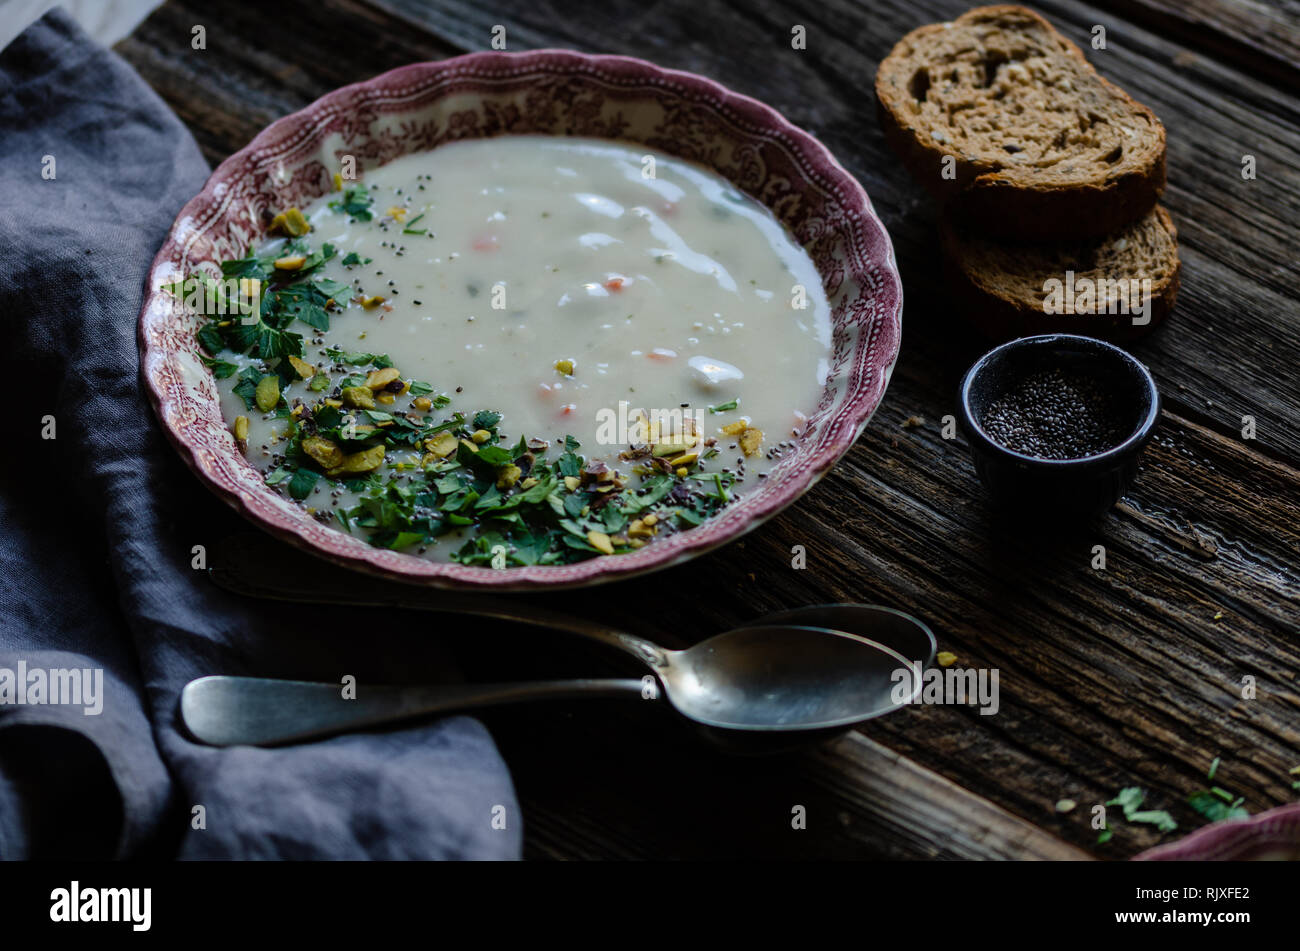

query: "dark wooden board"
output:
212 531 1093 860
1089 0 1300 90
115 0 1300 859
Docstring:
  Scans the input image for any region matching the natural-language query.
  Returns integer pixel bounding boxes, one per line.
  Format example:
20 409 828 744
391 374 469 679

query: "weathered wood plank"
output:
115 0 466 166
1087 0 1300 90
505 722 1096 859
806 732 1094 859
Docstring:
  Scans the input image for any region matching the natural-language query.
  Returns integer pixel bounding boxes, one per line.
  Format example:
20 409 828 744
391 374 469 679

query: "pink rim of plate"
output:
139 50 903 590
1132 802 1300 861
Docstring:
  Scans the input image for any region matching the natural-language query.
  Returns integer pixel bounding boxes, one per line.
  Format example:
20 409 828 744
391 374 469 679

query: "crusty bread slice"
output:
941 204 1180 340
876 5 1166 240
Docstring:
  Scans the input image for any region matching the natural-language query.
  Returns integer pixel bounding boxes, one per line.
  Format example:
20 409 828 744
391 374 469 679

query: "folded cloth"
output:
0 8 521 860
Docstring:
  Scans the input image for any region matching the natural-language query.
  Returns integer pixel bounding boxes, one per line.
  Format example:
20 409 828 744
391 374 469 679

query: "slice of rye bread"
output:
876 5 1166 240
941 204 1180 341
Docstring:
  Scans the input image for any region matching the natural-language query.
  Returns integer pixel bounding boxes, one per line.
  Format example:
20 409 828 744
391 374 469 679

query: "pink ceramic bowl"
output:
140 50 903 589
1133 802 1300 861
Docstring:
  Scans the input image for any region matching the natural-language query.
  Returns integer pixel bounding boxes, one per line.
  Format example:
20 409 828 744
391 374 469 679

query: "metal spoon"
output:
184 535 936 751
183 621 923 749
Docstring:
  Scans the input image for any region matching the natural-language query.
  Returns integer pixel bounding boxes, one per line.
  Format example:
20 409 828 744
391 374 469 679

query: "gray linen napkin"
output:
0 7 521 860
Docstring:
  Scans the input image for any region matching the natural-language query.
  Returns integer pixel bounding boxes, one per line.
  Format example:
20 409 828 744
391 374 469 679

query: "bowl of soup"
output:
140 50 903 589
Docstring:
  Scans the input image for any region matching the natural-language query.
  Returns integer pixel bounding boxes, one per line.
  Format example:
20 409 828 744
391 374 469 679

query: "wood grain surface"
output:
116 0 1300 859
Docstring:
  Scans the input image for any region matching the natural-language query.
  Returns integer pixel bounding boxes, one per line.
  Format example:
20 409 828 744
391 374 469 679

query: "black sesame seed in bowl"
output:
980 367 1130 461
957 334 1161 519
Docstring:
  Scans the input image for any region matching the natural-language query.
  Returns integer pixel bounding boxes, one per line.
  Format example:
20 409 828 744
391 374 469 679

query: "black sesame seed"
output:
979 367 1129 460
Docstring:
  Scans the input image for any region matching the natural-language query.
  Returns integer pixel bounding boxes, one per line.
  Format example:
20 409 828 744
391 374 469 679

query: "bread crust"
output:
940 205 1180 342
876 5 1167 240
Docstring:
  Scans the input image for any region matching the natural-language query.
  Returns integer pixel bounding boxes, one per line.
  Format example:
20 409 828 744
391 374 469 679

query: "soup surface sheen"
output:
215 136 832 564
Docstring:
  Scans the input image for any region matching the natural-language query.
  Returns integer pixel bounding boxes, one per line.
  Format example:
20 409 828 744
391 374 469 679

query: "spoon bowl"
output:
663 624 916 731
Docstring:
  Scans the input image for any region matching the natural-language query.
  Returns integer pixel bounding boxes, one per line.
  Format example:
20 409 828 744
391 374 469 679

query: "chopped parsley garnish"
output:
184 207 738 567
1096 786 1178 844
170 237 344 362
1187 790 1249 823
200 355 238 379
232 366 267 411
1186 758 1251 822
329 184 374 221
1108 787 1178 833
1094 759 1280 846
259 399 736 565
709 398 739 414
322 347 394 368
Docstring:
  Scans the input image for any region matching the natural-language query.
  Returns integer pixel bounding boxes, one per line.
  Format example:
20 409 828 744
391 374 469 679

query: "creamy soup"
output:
191 137 831 565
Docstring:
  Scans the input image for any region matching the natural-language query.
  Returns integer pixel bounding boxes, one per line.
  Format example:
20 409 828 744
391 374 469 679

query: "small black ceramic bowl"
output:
957 334 1161 519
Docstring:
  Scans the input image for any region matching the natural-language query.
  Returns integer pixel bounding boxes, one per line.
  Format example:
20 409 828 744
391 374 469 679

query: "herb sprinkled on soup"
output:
177 138 832 566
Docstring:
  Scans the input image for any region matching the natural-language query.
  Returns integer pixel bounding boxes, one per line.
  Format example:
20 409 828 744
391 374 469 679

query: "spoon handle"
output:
209 534 669 669
181 675 651 747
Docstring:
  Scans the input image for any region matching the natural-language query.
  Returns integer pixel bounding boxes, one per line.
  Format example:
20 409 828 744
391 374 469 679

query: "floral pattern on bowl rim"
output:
139 50 903 589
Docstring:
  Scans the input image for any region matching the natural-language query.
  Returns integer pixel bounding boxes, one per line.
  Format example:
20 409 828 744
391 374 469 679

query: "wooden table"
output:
116 0 1300 859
